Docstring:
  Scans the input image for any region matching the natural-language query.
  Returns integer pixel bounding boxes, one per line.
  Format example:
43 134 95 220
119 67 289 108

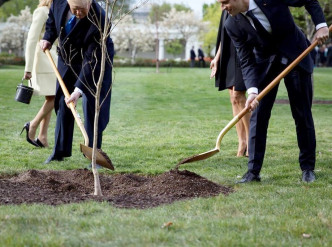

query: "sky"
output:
161 0 216 17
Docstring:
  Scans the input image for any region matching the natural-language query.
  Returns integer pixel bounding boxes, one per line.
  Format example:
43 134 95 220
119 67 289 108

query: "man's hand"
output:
23 71 32 80
245 93 259 111
313 27 329 45
210 59 217 79
65 91 81 108
40 39 52 52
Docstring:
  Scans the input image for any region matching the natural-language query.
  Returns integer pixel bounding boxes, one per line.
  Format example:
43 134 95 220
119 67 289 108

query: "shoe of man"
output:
237 170 261 183
44 155 64 164
302 170 315 183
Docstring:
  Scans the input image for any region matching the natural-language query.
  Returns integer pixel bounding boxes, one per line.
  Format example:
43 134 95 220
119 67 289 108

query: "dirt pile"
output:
0 169 232 208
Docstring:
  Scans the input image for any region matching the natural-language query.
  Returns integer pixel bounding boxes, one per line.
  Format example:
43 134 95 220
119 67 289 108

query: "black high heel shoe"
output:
20 122 40 147
35 138 45 148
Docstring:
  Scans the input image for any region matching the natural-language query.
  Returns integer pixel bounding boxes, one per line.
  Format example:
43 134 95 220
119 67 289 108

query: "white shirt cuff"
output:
74 87 83 96
316 23 327 30
247 87 258 95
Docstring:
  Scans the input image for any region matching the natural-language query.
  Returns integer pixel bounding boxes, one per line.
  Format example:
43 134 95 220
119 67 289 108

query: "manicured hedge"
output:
0 53 25 66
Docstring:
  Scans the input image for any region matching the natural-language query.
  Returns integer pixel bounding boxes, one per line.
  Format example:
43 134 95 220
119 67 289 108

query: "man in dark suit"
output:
219 0 329 182
198 46 206 68
40 0 114 165
190 46 196 67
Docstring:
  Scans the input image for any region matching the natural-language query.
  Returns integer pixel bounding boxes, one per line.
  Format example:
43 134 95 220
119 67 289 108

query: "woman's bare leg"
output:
29 95 55 147
229 87 250 156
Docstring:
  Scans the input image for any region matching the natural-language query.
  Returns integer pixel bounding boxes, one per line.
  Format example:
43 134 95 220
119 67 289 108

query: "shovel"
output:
178 25 332 166
45 49 114 170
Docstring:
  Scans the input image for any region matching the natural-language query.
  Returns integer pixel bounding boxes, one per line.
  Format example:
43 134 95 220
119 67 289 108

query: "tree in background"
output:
162 8 207 59
149 2 191 23
0 0 36 21
165 39 184 58
0 6 32 55
149 2 171 23
202 2 220 57
148 1 193 72
148 1 172 73
112 15 154 64
0 0 10 7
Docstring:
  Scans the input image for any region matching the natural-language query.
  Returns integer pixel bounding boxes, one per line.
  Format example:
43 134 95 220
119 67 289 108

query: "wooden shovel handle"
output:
237 24 332 120
45 49 89 146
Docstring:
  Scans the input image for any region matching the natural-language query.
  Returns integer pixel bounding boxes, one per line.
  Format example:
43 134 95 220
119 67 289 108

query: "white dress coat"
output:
24 6 57 96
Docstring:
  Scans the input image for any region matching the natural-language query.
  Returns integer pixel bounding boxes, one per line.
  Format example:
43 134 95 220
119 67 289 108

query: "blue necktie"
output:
65 15 76 35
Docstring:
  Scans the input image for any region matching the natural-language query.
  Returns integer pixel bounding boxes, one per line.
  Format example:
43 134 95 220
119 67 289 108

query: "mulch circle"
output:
0 169 232 209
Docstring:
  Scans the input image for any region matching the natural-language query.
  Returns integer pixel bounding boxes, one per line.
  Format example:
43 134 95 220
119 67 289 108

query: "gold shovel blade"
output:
178 148 220 165
80 144 114 170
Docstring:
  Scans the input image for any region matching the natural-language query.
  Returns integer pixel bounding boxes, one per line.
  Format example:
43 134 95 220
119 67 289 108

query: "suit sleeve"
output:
284 0 326 25
225 18 261 89
25 7 48 72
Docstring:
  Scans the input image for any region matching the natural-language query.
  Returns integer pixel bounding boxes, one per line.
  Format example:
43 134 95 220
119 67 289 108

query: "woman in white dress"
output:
21 0 57 148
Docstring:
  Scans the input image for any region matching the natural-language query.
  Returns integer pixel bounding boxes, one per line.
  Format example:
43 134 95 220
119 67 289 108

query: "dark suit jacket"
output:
225 0 326 89
190 49 196 60
43 0 114 130
198 48 204 58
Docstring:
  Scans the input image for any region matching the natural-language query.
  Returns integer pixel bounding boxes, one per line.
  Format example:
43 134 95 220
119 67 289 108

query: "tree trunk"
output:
91 0 112 196
131 46 137 65
155 38 159 73
92 104 102 196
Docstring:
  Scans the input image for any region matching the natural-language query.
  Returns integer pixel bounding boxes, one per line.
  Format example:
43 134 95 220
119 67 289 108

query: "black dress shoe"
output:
44 155 64 164
35 138 45 148
20 122 40 147
237 171 261 183
302 170 315 183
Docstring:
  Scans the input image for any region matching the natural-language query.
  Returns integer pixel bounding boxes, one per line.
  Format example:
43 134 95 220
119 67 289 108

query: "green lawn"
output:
0 65 332 246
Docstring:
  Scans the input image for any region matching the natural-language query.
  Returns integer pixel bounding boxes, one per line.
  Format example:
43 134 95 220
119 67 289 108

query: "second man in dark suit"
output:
219 0 329 183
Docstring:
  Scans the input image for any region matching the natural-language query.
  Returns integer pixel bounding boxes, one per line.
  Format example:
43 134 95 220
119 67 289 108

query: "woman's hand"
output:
23 71 32 80
210 59 217 79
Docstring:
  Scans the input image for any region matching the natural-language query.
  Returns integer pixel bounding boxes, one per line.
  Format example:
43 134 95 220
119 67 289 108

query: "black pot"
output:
15 79 34 104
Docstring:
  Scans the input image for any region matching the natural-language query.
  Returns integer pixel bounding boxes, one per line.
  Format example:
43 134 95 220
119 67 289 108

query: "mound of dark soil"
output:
0 169 232 208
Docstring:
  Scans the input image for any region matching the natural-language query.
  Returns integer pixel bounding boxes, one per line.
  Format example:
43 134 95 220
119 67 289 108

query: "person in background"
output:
317 44 327 67
198 46 206 68
21 0 57 148
326 42 332 67
210 9 250 157
40 0 114 165
190 46 196 67
221 0 328 183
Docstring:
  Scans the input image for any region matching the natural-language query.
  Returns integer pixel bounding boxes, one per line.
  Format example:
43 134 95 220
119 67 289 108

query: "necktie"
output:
65 15 76 35
246 10 270 38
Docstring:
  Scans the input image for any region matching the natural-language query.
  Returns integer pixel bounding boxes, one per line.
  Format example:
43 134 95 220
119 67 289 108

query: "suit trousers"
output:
52 94 102 158
248 63 316 174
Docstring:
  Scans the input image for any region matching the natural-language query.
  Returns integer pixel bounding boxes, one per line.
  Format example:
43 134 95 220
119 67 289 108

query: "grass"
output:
0 65 332 246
